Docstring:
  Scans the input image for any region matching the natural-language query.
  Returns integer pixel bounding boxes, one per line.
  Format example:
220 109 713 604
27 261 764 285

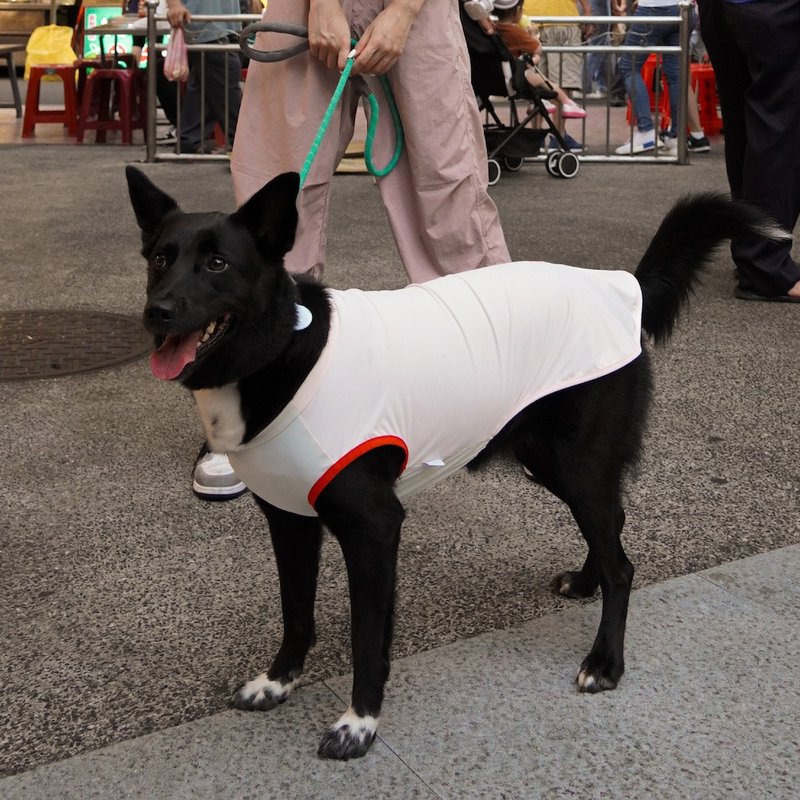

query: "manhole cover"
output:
0 310 152 381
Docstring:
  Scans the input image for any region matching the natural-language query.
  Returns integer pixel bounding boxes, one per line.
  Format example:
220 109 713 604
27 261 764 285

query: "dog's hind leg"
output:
514 363 647 692
233 500 322 711
566 497 633 692
551 550 600 599
314 446 406 760
527 446 632 690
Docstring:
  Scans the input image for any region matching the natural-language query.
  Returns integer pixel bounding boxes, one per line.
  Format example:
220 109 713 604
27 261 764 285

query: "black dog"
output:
126 166 783 760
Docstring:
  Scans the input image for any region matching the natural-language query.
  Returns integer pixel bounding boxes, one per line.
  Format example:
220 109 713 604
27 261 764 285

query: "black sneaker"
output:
687 135 710 153
547 133 582 152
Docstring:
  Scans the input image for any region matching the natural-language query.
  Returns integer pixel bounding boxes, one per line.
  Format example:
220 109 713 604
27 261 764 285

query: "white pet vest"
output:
225 262 643 516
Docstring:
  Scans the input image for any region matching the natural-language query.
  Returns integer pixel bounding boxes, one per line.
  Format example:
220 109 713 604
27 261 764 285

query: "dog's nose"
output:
144 300 177 325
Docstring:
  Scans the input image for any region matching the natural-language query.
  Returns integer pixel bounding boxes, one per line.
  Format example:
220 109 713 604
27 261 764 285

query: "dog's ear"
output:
125 166 179 236
231 172 300 259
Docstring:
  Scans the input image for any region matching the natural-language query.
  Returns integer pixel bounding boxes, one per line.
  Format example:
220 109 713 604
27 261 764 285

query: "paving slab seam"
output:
322 679 447 799
695 572 786 613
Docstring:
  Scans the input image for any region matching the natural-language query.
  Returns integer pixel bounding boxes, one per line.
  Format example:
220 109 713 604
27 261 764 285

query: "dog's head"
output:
126 167 300 389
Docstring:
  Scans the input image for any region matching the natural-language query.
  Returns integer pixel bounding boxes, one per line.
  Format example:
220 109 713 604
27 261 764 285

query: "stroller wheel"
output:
503 156 524 172
545 150 562 178
487 158 501 186
557 151 580 179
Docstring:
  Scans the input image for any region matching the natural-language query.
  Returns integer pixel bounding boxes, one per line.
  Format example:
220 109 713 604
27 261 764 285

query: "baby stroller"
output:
461 12 581 182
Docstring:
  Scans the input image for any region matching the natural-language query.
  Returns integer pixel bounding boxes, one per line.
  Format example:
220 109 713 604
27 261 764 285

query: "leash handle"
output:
362 76 404 178
239 21 310 63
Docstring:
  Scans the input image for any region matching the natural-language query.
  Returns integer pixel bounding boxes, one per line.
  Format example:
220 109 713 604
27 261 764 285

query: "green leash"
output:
238 23 404 189
299 43 404 188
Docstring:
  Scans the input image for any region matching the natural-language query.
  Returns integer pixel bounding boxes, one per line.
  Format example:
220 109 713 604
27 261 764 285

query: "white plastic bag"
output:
163 26 189 82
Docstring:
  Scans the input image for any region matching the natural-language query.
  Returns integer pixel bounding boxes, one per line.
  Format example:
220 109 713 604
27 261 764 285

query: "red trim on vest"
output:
308 435 409 509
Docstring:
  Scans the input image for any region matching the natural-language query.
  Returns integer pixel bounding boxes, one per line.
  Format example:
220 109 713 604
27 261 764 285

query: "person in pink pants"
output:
230 0 510 282
195 0 511 499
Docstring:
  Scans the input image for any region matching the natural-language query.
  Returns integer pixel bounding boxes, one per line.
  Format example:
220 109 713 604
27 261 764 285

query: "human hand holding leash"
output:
308 0 351 71
350 0 424 76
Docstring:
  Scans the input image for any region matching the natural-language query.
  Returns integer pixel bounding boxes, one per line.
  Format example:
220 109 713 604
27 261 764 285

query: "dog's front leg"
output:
233 499 322 711
314 447 406 760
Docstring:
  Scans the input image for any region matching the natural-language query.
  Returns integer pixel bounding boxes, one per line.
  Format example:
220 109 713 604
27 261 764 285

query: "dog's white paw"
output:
232 672 297 711
576 659 620 693
317 708 378 760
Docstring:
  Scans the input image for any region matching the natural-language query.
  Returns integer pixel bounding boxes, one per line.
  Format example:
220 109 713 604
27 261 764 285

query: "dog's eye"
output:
208 256 230 273
152 254 167 271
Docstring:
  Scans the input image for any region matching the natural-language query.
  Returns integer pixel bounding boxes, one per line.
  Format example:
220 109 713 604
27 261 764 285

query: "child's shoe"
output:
561 100 587 119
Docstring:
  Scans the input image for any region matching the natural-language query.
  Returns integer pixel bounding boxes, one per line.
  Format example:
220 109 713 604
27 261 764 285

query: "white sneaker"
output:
192 450 247 500
542 99 557 114
615 129 657 155
658 133 678 152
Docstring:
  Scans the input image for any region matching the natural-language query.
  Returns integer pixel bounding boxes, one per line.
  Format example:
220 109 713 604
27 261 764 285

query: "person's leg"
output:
721 0 800 296
155 49 179 128
656 12 681 137
619 11 658 133
374 0 509 282
698 0 747 193
196 47 242 147
584 0 610 93
179 52 205 152
230 0 356 279
526 69 586 117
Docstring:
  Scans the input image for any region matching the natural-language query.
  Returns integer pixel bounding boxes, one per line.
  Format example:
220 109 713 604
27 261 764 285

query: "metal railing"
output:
142 2 694 166
525 3 693 163
143 0 259 162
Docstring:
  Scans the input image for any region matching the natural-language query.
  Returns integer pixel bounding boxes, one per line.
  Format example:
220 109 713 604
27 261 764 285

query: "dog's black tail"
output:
634 193 788 344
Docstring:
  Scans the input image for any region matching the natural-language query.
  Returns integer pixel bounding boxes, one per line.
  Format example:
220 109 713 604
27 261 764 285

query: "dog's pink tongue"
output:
150 331 202 380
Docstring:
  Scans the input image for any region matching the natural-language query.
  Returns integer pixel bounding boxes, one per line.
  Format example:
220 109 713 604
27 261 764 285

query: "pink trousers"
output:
230 0 510 283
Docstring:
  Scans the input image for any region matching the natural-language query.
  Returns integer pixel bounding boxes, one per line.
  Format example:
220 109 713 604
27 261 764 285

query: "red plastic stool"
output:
691 62 723 136
76 67 146 144
21 64 78 138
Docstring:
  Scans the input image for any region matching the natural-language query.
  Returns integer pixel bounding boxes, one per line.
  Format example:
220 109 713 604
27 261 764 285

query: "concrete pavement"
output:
1 105 798 797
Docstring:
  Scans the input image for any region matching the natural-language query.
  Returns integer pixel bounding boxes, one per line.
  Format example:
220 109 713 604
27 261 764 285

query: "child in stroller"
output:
461 0 583 181
491 0 587 121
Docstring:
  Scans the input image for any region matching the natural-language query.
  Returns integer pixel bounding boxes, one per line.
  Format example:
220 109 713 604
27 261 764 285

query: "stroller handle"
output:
239 22 310 63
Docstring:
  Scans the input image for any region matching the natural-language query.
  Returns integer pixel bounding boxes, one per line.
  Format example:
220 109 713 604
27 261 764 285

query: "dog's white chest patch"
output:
193 385 246 452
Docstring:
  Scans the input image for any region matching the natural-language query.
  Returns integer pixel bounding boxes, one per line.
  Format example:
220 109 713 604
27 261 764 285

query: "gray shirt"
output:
183 0 241 44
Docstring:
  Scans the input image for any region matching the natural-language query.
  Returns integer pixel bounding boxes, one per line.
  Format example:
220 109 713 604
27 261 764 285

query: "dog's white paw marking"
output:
193 385 246 452
577 669 597 691
577 666 617 693
317 708 379 760
233 672 297 711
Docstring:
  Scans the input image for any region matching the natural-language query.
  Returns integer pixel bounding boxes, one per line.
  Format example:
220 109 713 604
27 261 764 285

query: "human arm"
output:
463 0 496 35
577 0 596 39
165 0 191 27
